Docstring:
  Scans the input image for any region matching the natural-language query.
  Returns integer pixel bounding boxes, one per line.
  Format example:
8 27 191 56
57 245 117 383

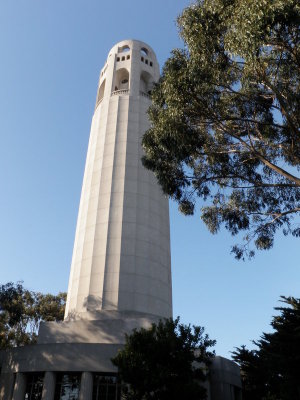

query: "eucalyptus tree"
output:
0 282 66 349
142 0 300 258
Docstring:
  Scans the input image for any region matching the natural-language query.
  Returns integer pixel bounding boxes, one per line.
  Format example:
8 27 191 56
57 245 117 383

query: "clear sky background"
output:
0 0 299 359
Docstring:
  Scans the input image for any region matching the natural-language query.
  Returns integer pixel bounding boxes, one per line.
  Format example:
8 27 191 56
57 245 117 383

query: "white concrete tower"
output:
65 40 172 320
0 41 242 400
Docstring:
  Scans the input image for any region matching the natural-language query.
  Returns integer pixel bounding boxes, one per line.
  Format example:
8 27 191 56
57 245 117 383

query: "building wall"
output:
0 347 242 400
209 356 242 400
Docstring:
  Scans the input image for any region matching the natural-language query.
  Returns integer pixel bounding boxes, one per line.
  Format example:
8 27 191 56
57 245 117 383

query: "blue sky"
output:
0 0 299 358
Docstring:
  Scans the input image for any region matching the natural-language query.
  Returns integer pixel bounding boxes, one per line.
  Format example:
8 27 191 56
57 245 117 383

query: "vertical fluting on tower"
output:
65 40 172 320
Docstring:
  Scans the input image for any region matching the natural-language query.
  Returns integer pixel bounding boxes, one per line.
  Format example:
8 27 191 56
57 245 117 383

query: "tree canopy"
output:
232 296 300 399
111 318 216 400
142 0 300 259
0 282 66 349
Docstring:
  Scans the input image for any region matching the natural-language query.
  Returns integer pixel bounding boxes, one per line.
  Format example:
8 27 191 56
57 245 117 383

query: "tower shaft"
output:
65 40 172 320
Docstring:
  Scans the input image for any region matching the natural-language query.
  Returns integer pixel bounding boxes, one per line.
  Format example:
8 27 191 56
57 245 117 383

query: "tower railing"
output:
96 90 151 110
111 89 129 96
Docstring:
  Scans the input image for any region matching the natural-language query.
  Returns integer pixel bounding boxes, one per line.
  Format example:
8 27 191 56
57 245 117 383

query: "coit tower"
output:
0 41 241 400
65 39 172 320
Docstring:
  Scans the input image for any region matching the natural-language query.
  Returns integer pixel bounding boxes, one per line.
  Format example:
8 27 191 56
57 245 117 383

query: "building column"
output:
42 372 56 400
79 372 93 400
12 373 26 400
0 373 15 400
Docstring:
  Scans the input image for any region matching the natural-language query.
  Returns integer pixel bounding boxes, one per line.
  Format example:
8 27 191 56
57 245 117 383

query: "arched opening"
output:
118 45 130 53
113 68 129 92
97 79 106 103
141 47 148 56
140 71 153 95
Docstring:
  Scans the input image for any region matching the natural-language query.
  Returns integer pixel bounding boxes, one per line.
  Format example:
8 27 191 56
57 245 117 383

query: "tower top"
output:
107 39 158 61
95 39 160 108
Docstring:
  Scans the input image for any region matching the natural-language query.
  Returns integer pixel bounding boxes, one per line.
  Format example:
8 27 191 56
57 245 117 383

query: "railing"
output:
111 89 129 96
140 91 151 99
96 90 151 109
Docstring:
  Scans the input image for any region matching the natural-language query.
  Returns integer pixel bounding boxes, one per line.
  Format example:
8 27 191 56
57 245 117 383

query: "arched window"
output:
97 79 106 103
113 68 129 91
140 71 153 95
118 45 130 53
141 47 148 56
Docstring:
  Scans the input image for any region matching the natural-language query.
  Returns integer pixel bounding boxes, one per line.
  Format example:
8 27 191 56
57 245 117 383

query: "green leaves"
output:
111 318 216 400
142 0 300 259
233 296 300 399
0 282 66 349
35 292 66 322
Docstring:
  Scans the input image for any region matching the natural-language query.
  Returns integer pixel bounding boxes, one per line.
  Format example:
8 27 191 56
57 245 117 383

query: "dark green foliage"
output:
34 292 66 322
0 282 66 349
112 318 216 400
232 296 300 399
142 0 300 259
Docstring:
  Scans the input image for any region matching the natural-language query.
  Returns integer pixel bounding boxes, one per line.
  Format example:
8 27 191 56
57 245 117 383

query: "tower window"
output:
97 79 106 103
141 57 144 62
54 373 81 400
118 45 130 53
93 374 121 400
122 56 125 61
24 373 44 400
145 59 148 65
113 67 129 91
127 55 130 60
150 61 153 67
117 57 120 62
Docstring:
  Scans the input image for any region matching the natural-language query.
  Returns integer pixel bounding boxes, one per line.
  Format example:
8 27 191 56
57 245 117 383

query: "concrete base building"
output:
0 40 242 400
